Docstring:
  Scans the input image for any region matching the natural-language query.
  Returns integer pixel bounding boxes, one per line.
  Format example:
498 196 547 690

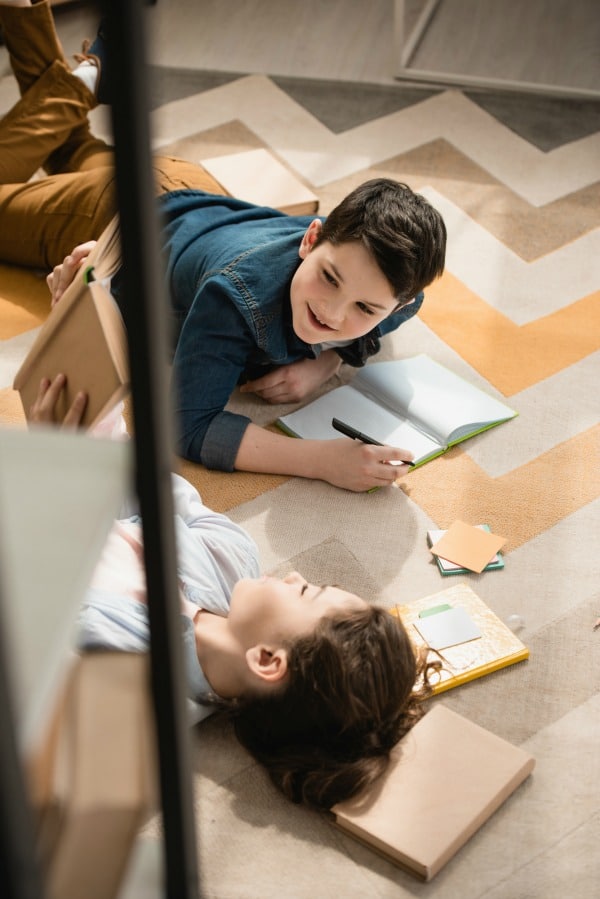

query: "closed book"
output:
28 652 157 899
331 704 535 881
390 583 529 694
201 148 319 215
13 215 128 429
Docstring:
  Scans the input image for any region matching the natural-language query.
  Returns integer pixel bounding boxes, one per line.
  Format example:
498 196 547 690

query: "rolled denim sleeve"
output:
197 410 251 471
172 276 256 470
335 292 425 367
378 290 424 337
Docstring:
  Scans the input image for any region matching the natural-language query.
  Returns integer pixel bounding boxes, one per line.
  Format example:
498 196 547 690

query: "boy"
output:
1 0 447 491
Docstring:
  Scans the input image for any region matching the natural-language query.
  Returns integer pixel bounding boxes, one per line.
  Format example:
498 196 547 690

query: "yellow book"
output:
390 582 529 694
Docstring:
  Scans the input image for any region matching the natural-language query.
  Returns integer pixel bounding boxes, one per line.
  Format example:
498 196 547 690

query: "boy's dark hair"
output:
316 178 447 304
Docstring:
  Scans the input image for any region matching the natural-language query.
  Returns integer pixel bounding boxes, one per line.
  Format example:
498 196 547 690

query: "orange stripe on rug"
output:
0 387 27 426
0 265 50 339
178 457 288 512
419 273 600 395
397 424 600 551
0 388 287 512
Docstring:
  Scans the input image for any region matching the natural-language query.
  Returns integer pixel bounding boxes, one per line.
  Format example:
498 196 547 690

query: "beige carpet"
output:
2 26 600 899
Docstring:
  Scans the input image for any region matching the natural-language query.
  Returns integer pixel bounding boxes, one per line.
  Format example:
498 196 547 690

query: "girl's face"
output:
228 571 367 648
289 220 400 345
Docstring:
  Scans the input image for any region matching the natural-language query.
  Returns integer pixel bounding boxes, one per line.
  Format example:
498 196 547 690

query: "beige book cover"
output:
13 216 128 429
332 704 535 881
28 652 157 899
201 148 319 215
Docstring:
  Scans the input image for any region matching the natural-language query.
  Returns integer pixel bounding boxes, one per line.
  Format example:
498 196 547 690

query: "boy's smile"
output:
290 219 399 345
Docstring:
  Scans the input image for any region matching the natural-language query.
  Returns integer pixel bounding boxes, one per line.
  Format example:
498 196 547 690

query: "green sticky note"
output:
418 603 452 618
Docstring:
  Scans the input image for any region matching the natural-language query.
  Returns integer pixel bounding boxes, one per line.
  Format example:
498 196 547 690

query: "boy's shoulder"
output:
160 190 319 280
159 188 316 231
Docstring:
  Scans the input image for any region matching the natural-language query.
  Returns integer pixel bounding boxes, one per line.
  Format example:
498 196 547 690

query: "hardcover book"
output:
390 582 529 694
13 215 128 430
331 704 535 881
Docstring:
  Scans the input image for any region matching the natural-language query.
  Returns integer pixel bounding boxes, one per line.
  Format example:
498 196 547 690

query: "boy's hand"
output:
235 423 414 492
321 438 414 491
29 374 88 428
239 350 342 404
47 241 97 307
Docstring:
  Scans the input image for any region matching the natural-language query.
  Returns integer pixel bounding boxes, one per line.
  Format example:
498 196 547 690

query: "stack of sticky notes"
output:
427 521 506 576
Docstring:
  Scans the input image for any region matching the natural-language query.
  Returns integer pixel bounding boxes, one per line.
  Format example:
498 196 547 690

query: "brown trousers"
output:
0 0 223 270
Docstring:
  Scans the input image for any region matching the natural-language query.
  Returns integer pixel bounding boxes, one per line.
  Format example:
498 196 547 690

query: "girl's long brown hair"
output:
229 605 437 809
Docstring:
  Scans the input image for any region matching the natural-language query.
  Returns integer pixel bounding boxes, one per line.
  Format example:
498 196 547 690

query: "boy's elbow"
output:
175 410 251 472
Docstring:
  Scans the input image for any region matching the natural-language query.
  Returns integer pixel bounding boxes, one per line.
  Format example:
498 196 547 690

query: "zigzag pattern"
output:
2 69 599 548
141 73 600 551
420 189 600 323
131 76 600 204
1 34 599 895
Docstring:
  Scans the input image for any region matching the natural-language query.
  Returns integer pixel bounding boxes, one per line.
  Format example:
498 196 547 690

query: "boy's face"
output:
290 220 400 345
228 571 367 649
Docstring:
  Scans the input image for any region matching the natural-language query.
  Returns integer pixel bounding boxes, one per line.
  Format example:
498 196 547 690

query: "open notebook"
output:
278 354 517 467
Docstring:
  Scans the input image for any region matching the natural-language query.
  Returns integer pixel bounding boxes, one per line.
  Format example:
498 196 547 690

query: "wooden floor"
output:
40 0 600 96
399 0 600 96
145 0 599 95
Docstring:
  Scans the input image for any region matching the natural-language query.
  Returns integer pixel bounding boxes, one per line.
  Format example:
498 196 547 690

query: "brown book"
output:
13 215 129 429
27 652 157 899
331 704 535 881
201 148 319 215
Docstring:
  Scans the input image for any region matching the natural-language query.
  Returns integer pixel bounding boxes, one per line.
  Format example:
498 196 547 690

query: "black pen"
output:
331 418 416 466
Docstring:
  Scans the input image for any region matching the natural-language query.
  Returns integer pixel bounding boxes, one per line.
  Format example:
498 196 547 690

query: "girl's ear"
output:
245 645 289 684
298 218 323 259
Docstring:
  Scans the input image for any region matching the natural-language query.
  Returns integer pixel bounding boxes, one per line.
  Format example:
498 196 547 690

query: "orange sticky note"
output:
430 520 507 574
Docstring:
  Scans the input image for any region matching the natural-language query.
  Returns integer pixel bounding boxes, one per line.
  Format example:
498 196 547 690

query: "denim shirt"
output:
157 190 423 471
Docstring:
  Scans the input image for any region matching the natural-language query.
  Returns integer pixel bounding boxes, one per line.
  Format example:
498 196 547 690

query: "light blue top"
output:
77 473 260 720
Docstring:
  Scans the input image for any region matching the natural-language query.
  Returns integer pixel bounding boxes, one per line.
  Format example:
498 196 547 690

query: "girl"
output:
30 373 435 810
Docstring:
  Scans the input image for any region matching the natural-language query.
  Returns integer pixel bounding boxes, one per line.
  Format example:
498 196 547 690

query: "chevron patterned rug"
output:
1 63 599 899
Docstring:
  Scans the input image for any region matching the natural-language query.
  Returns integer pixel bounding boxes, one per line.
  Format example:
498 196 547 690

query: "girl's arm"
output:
234 422 414 492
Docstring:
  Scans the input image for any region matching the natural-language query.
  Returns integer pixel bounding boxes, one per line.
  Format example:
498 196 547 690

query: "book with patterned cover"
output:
390 582 529 694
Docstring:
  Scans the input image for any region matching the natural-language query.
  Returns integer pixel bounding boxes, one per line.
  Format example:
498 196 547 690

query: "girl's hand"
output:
29 374 88 428
47 241 97 307
239 351 342 404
